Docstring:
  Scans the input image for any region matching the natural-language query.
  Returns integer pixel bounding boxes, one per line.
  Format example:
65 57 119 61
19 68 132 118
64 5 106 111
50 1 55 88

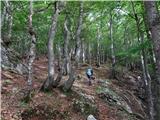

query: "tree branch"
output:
34 2 54 13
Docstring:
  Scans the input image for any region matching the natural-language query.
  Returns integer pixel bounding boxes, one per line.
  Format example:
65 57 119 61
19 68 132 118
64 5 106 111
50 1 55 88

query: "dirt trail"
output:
74 66 118 120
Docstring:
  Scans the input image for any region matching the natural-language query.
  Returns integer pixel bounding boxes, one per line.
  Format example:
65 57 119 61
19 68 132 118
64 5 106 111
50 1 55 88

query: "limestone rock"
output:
87 114 97 120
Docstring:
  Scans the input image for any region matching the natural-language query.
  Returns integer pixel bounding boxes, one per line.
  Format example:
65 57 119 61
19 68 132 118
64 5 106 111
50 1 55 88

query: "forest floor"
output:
1 56 146 120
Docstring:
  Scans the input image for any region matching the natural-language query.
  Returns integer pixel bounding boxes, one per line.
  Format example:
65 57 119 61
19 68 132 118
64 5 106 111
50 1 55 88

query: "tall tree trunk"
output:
102 46 105 64
41 2 61 91
131 2 154 119
81 41 86 63
7 1 13 41
143 12 157 66
144 1 160 120
97 27 100 67
141 33 154 120
1 1 7 28
123 26 129 69
63 15 71 75
21 0 36 103
75 1 83 67
88 42 91 65
109 12 116 78
2 0 13 46
27 0 36 87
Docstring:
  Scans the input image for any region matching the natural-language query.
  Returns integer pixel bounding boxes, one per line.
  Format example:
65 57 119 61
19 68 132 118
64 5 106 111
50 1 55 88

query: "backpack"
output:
86 68 93 76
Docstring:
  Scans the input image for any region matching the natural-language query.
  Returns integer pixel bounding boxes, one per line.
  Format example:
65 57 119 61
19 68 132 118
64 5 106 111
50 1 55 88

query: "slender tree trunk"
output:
27 0 36 87
123 27 129 69
21 0 36 103
81 41 86 63
75 1 83 67
4 1 9 27
141 33 154 120
63 15 71 75
7 1 13 41
88 42 91 65
131 2 154 119
143 12 157 65
144 1 160 120
2 0 13 44
102 46 105 64
97 27 100 67
1 1 7 28
109 12 116 78
57 43 62 69
41 2 60 91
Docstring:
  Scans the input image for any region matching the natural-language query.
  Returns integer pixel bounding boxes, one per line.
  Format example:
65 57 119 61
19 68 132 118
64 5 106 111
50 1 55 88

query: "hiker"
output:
86 67 93 85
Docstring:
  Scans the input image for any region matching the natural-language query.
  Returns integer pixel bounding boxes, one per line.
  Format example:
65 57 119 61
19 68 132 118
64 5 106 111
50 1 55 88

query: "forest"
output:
1 1 160 120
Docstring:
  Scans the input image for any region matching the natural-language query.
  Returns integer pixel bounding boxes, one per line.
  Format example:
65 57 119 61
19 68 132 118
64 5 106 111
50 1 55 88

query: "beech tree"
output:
27 0 36 87
109 10 116 78
62 14 71 75
41 1 62 91
75 1 83 67
144 1 160 120
131 2 154 119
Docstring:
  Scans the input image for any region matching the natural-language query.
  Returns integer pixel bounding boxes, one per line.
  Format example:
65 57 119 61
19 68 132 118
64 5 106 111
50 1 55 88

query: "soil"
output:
1 56 145 120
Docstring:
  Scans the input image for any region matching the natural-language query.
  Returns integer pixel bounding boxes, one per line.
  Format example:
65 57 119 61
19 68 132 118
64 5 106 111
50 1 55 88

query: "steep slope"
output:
1 57 146 120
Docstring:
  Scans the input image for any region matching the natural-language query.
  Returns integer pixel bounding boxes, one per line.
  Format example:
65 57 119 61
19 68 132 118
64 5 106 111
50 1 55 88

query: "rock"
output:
12 87 18 93
15 63 27 74
87 114 97 120
1 45 27 74
97 86 132 114
72 92 98 116
73 99 97 116
60 94 67 98
80 93 95 103
1 45 11 67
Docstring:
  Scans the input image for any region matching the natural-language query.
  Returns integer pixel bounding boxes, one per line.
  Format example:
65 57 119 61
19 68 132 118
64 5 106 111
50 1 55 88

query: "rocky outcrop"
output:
96 86 146 120
96 86 132 114
1 45 27 74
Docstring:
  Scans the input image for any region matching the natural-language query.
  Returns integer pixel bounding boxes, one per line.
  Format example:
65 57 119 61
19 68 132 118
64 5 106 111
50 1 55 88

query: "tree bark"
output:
143 10 157 66
109 12 116 78
81 41 86 63
63 15 71 75
27 0 36 87
57 43 62 69
63 66 75 92
131 2 154 119
75 1 83 67
123 26 129 69
97 27 100 67
2 0 13 46
20 0 37 103
41 2 61 91
144 1 160 120
141 33 154 120
88 42 91 65
7 1 13 41
1 1 7 28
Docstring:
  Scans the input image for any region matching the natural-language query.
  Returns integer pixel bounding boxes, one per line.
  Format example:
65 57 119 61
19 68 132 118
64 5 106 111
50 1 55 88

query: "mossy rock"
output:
73 96 98 117
96 86 132 114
